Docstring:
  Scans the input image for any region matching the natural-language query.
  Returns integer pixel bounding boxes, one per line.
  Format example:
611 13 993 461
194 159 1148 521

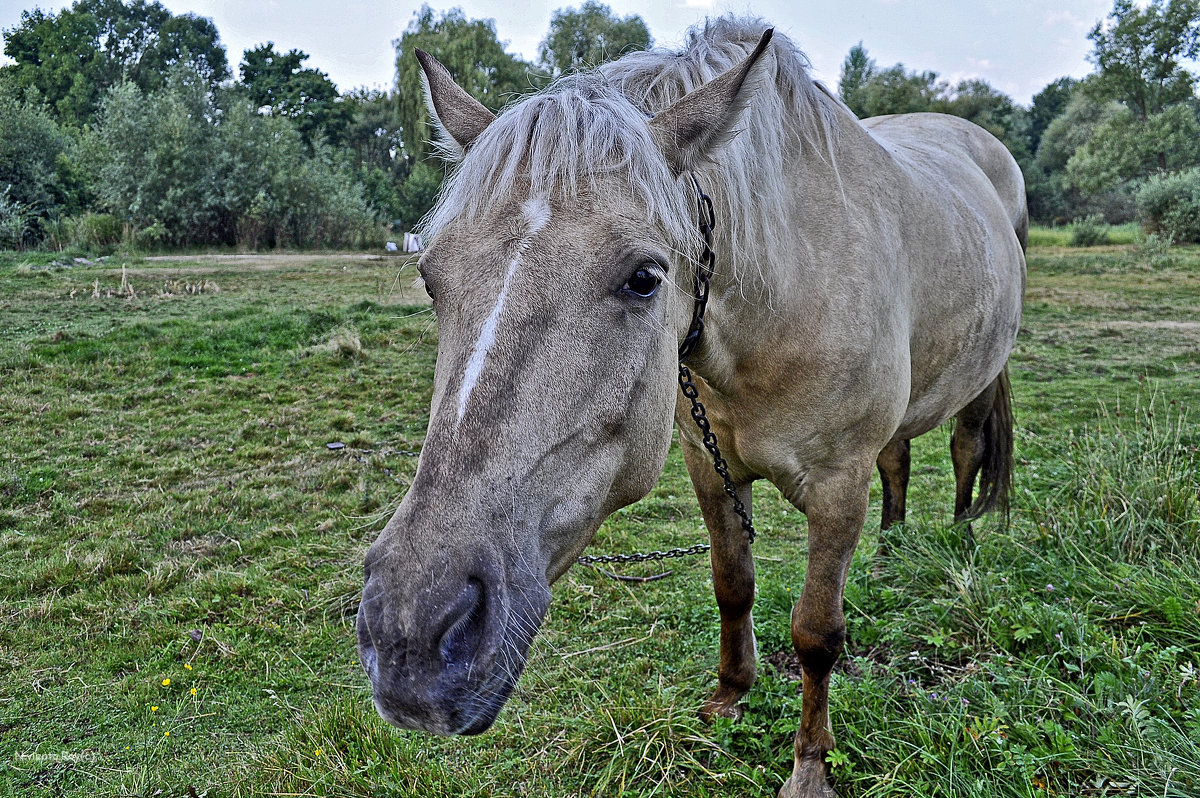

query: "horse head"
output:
357 32 773 736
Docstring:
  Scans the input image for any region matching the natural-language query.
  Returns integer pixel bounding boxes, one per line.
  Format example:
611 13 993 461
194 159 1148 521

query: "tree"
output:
2 0 229 125
396 160 444 229
340 88 407 221
1036 91 1125 174
836 44 940 118
935 79 1032 162
1029 77 1078 153
537 2 650 79
96 63 225 243
1088 0 1200 120
0 80 70 247
0 81 68 215
342 88 406 175
392 6 534 190
838 42 875 117
239 43 351 145
213 97 378 248
95 67 379 248
1029 91 1127 222
1067 102 1200 193
855 63 942 117
833 43 1030 158
1085 0 1200 175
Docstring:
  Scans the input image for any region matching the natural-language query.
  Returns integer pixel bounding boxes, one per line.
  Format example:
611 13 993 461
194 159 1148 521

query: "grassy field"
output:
1 240 1198 798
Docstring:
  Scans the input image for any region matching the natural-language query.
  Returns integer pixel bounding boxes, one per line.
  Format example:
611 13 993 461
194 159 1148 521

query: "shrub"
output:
134 220 169 250
0 187 34 250
36 213 126 253
76 213 124 251
1137 231 1176 267
1136 167 1200 244
1070 214 1110 247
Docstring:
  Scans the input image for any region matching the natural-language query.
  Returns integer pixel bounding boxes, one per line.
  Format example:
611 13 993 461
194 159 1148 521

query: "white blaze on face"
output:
455 197 552 422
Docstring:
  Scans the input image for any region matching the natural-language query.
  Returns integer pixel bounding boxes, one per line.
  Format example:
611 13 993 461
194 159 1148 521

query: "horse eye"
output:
623 265 661 298
417 273 434 300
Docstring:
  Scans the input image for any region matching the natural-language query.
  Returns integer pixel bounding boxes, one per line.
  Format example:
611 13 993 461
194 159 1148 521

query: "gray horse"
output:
357 17 1026 797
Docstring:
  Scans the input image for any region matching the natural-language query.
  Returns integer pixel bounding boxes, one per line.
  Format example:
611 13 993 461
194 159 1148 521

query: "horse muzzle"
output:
356 551 548 735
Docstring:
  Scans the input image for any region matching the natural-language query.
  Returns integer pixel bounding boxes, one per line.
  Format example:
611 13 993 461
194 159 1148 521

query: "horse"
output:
356 17 1026 797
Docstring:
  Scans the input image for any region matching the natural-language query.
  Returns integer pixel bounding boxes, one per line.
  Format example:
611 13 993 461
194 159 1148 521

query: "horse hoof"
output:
699 698 744 723
779 759 837 798
778 777 837 798
699 684 748 723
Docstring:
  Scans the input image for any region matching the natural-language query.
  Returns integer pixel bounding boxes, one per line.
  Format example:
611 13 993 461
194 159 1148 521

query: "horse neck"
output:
691 97 884 381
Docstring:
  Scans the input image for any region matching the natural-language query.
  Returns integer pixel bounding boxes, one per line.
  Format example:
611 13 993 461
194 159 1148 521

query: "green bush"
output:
134 220 169 249
0 187 34 250
39 216 72 251
76 213 124 250
1136 167 1200 244
38 213 125 252
1070 214 1110 246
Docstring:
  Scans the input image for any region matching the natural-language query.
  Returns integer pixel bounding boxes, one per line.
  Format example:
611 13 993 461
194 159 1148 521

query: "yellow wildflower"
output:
162 678 171 686
151 706 158 712
184 663 193 671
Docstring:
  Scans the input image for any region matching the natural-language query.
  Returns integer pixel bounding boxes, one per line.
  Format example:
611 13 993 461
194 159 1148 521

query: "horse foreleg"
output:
781 467 869 798
682 439 757 722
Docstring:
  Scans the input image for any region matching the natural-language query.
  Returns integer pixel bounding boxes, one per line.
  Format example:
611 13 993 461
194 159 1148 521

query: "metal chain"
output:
676 177 715 362
576 542 713 566
578 176 757 572
678 361 756 543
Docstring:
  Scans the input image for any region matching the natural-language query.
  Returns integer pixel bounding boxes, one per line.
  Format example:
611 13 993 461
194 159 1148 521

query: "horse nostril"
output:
438 577 488 667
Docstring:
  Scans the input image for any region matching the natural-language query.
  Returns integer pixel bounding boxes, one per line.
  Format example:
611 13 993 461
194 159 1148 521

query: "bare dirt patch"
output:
1096 320 1200 332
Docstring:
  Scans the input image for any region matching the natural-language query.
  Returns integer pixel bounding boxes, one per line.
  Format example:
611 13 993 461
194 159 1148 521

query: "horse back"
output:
862 112 1028 250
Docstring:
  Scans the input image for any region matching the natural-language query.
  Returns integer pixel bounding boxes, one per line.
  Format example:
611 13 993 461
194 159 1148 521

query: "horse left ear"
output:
649 29 773 175
416 48 497 156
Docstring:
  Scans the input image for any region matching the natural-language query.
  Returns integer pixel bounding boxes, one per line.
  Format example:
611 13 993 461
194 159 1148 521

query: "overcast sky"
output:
1 0 1123 104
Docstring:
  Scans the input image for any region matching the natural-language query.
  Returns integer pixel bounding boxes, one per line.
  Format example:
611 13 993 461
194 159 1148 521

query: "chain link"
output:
579 176 757 574
678 362 756 543
577 542 712 566
677 178 715 362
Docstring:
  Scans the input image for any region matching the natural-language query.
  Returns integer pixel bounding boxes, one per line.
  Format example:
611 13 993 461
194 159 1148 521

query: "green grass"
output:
1 245 1198 797
1028 222 1143 249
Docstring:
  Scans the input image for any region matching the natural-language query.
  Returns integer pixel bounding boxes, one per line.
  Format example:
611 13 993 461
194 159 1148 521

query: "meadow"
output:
1 236 1198 797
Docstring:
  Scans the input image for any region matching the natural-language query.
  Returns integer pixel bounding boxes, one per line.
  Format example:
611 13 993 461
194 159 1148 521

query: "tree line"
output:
840 0 1200 242
0 0 649 250
3 0 1199 252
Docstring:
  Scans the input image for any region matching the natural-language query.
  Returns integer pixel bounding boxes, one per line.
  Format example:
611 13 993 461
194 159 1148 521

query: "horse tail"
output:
963 365 1015 522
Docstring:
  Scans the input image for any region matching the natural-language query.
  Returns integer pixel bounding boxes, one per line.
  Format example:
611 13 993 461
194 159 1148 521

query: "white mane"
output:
420 16 841 283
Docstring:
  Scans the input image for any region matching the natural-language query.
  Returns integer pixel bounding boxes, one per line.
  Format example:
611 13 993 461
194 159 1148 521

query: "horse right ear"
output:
416 49 497 157
649 29 773 174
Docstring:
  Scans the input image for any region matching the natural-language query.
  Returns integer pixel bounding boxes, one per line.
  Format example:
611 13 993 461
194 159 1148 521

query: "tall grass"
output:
1032 392 1198 562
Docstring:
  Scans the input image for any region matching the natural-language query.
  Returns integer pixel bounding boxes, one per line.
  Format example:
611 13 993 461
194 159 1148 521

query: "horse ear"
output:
649 29 774 174
416 48 497 155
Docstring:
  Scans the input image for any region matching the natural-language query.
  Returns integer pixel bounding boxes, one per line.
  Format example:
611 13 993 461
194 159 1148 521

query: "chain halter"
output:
578 176 757 573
